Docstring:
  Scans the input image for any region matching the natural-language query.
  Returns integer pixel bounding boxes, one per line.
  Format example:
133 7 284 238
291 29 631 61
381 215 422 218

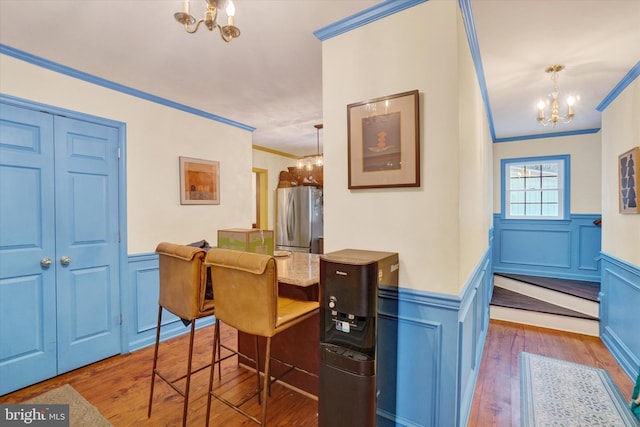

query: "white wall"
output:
457 12 494 285
322 0 492 294
252 147 297 230
493 132 602 214
601 78 640 266
1 54 254 254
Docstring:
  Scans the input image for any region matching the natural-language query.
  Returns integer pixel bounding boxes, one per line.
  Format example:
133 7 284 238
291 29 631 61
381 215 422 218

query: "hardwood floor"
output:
468 320 635 427
1 320 635 426
0 322 319 427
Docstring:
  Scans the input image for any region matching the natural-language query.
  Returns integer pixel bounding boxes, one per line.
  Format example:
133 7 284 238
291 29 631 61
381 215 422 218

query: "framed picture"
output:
347 90 420 189
618 146 639 214
179 156 220 205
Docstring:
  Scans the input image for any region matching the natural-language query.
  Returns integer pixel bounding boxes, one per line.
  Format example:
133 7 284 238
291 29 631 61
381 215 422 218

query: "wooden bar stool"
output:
204 248 319 426
148 242 216 427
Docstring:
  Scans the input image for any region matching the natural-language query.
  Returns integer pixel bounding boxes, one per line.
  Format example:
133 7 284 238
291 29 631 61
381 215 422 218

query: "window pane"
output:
542 176 558 189
525 176 541 189
510 204 525 216
542 204 558 216
541 163 558 176
542 191 558 203
527 191 542 203
510 191 525 203
509 166 525 178
526 203 542 216
510 177 524 189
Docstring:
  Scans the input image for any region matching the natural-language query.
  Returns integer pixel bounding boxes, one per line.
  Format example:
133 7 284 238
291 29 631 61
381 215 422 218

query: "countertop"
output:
275 252 320 287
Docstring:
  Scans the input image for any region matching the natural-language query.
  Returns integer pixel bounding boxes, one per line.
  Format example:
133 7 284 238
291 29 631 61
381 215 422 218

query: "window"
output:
502 155 569 220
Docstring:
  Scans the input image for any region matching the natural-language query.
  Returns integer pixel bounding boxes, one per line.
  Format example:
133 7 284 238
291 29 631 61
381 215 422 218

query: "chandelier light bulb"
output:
567 96 575 106
537 100 546 110
226 0 235 25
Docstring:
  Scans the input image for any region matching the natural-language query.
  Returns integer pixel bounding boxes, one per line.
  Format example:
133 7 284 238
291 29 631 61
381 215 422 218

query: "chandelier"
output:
174 0 240 42
536 64 576 127
297 124 324 171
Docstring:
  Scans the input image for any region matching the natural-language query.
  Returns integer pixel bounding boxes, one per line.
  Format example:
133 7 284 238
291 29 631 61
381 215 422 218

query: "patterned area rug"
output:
25 384 113 427
520 352 639 426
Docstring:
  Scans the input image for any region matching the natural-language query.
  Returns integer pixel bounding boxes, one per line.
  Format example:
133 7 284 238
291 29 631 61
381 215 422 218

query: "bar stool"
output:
148 242 216 427
204 248 319 426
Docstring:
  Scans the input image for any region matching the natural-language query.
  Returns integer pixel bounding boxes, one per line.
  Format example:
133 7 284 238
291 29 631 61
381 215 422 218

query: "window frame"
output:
501 154 570 220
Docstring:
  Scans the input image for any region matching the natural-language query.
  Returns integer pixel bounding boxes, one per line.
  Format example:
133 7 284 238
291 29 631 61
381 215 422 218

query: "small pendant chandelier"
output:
536 64 577 127
297 124 324 171
174 0 240 42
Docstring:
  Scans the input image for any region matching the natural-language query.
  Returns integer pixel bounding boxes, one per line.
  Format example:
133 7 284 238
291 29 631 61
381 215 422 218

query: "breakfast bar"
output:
237 252 321 396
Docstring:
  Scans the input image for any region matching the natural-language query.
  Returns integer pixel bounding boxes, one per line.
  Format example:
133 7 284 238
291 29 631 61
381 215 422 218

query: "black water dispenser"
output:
318 249 399 427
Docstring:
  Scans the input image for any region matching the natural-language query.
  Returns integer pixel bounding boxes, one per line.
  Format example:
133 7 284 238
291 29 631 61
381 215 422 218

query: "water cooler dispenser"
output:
318 249 399 427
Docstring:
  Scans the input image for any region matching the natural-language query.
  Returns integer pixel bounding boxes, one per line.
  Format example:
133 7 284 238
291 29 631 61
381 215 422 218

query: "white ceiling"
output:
1 0 639 156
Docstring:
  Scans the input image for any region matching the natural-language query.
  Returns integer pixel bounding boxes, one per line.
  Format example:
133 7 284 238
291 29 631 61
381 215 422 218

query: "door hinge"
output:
117 147 121 159
120 314 123 325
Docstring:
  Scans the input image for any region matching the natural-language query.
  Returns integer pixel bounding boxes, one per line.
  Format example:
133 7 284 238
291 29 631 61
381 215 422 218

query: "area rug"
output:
24 384 113 427
520 352 639 426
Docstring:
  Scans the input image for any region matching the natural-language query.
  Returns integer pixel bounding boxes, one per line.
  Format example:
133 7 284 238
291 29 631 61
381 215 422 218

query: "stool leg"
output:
206 320 219 427
148 306 163 418
255 336 262 405
182 320 197 427
216 320 222 380
261 337 272 425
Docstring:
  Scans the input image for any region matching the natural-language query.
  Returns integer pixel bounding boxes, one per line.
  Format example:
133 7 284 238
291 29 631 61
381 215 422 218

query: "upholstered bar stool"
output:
204 248 319 426
148 242 216 427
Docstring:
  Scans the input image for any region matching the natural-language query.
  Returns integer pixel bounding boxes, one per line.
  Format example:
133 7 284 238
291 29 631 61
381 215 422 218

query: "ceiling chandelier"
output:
297 124 324 171
174 0 240 42
536 64 576 127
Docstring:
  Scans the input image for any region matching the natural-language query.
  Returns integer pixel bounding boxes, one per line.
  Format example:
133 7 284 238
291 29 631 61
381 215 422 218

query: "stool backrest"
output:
155 242 208 320
205 248 278 337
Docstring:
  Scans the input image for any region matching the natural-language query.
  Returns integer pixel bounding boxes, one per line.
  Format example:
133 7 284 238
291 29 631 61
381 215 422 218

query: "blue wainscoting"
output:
493 213 601 282
600 253 640 380
125 253 215 352
376 248 492 427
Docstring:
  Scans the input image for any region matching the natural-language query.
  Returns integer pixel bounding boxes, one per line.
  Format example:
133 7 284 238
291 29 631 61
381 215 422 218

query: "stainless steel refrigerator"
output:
276 186 323 253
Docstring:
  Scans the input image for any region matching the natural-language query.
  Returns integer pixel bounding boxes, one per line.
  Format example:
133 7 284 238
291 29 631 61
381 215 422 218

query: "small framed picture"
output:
618 146 639 214
179 156 220 205
347 90 420 189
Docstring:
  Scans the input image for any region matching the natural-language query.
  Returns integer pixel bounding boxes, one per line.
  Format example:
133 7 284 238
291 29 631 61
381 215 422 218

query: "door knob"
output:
40 257 52 268
60 256 72 266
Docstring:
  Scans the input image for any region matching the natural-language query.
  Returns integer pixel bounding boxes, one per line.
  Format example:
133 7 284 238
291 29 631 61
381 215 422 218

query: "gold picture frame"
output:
347 90 420 189
179 156 220 205
618 146 639 214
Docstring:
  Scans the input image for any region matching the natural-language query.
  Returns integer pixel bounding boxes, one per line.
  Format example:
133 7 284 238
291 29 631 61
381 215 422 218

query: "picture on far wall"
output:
347 90 420 189
618 146 639 214
179 156 220 205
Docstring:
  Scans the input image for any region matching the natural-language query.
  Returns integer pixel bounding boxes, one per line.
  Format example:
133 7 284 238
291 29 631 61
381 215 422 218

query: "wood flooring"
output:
468 320 635 427
1 320 635 426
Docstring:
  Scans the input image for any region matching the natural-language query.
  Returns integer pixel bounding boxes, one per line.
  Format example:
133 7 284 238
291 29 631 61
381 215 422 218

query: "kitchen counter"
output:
275 252 320 287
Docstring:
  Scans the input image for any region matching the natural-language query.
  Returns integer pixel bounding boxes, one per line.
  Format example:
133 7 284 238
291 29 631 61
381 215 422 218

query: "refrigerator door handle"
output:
287 191 295 241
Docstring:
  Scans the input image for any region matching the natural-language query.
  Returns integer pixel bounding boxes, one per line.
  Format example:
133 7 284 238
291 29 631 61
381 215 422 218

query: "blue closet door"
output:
0 103 57 393
0 102 122 394
54 116 121 374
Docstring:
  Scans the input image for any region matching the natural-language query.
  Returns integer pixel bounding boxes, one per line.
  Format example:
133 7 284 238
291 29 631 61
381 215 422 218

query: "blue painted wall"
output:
376 246 493 426
493 213 602 282
599 253 640 380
